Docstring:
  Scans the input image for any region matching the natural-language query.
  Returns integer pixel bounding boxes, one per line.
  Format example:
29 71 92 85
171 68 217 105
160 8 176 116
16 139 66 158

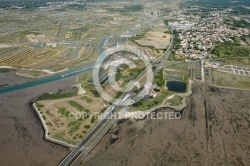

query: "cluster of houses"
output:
0 0 84 10
169 10 249 60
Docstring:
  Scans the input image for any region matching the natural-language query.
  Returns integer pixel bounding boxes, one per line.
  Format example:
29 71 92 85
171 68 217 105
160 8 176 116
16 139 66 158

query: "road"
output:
61 31 173 165
0 10 169 165
59 27 175 166
0 23 174 165
58 91 131 166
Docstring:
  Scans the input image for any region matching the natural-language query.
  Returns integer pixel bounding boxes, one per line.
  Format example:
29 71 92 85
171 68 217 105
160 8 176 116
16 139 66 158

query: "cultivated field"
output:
136 31 171 49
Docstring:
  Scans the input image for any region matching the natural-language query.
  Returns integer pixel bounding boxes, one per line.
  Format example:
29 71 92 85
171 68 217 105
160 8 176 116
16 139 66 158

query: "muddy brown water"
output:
0 76 75 165
82 82 250 166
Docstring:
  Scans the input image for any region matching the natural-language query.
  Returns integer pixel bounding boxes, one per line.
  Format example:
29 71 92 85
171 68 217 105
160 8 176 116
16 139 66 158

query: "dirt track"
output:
81 81 250 166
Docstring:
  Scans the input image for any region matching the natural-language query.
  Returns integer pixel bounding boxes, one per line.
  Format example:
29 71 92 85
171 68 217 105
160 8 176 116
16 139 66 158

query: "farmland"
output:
131 25 172 57
0 1 161 77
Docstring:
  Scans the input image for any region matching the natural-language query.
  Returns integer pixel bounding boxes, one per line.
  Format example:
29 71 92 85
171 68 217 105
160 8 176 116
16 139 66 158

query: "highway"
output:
58 92 130 166
72 42 175 165
0 9 169 165
59 27 175 166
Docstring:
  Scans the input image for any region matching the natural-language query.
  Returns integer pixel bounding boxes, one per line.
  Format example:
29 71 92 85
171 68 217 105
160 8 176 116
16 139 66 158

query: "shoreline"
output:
16 68 69 78
31 79 250 149
0 65 68 78
32 102 76 148
0 76 76 165
31 80 193 147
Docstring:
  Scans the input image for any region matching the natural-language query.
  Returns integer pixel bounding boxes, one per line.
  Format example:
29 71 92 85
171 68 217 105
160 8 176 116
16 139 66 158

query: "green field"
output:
212 43 250 58
168 96 183 106
67 100 90 113
81 96 93 103
37 87 78 100
57 107 71 118
132 89 173 111
53 132 80 145
212 70 250 89
0 68 11 73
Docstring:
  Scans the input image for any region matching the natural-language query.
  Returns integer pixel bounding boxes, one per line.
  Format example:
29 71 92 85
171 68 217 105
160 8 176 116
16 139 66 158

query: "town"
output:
0 0 249 166
169 9 249 60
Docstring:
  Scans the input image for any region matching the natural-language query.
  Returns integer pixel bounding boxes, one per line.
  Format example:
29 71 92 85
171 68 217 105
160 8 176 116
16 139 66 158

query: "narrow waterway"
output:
0 65 93 95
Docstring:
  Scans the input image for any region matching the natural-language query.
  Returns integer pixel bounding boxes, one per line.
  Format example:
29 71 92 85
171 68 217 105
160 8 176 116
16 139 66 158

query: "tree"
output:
164 20 169 26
